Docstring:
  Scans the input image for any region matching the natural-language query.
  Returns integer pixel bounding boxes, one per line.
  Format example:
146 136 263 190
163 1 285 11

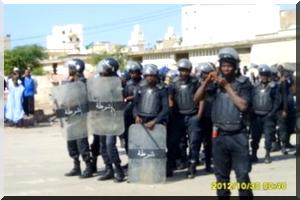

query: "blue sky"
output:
4 4 296 48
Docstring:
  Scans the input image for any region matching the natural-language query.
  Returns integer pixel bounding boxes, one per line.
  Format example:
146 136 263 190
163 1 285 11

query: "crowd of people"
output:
4 67 38 127
51 47 296 197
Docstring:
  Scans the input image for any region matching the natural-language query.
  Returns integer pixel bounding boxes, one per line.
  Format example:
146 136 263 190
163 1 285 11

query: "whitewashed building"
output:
128 24 145 52
128 5 295 71
46 24 85 58
181 4 280 46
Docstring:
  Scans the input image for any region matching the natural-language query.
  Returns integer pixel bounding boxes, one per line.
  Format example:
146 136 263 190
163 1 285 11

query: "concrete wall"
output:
142 53 176 69
250 40 296 65
135 47 251 71
34 76 56 114
34 65 95 114
181 4 280 46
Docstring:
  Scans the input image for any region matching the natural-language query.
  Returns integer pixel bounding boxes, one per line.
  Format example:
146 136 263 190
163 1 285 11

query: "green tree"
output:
86 47 127 71
4 44 48 76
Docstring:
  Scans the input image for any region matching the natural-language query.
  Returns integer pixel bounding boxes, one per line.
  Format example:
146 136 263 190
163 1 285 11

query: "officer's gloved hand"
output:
216 76 229 88
135 116 143 124
145 120 156 130
124 96 134 103
205 72 217 84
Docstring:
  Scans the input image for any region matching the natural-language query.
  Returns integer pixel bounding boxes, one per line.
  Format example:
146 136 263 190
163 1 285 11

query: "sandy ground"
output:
3 122 296 196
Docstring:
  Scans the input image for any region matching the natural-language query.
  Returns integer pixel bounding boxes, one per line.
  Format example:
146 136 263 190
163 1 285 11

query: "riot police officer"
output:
250 64 282 164
161 69 179 177
165 69 180 177
131 64 169 180
133 64 169 129
96 58 125 182
168 58 202 178
122 61 143 154
194 62 216 172
194 47 253 197
63 59 94 178
164 69 178 86
277 64 296 150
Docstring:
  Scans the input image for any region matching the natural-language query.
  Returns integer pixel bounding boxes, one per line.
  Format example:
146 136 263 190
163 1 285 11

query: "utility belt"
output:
212 125 246 138
177 110 198 117
177 108 198 116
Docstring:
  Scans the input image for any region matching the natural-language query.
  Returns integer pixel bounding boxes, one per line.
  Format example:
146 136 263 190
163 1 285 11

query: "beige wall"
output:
250 40 296 66
280 10 296 30
34 76 56 114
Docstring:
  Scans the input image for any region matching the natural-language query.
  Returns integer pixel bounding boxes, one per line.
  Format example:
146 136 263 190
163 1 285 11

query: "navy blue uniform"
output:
210 75 253 196
168 76 202 174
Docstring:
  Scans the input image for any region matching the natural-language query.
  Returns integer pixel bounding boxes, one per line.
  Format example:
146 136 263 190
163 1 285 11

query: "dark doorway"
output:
52 63 58 74
130 56 143 63
175 53 189 62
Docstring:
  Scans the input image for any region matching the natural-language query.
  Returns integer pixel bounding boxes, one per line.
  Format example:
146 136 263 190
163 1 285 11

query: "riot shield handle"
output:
141 123 163 150
54 99 64 128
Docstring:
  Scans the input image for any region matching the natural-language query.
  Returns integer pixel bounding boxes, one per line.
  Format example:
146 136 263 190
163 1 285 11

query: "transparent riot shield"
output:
52 81 89 140
87 77 125 135
128 124 167 184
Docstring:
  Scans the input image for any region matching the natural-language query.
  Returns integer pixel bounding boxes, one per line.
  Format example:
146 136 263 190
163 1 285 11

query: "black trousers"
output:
167 113 181 169
200 116 213 166
100 135 122 166
175 113 202 163
23 96 34 116
121 103 134 153
90 135 100 158
212 132 253 196
67 137 91 162
277 109 296 147
250 115 276 152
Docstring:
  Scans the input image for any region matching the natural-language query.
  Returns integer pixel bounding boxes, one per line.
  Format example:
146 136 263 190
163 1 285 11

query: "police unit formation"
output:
51 47 296 197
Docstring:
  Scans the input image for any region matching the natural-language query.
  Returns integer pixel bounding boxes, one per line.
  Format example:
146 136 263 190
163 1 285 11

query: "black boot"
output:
122 163 128 170
177 159 187 170
187 161 197 179
80 160 94 178
90 156 98 173
65 157 81 176
281 143 288 155
114 164 125 182
271 141 281 152
166 161 174 177
250 149 258 163
98 164 114 181
264 151 272 164
205 159 212 173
